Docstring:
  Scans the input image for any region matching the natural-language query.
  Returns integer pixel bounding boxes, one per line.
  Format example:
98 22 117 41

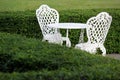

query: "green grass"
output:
0 0 120 11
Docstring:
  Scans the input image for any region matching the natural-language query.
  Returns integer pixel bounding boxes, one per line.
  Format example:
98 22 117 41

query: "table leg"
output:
66 29 71 47
79 29 84 43
66 29 69 38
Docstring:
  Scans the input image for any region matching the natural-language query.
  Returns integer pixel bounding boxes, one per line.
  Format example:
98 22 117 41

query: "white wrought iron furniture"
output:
75 12 112 56
36 4 64 45
48 23 87 47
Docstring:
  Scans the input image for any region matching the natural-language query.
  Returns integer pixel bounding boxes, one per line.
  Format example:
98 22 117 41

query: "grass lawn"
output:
0 0 120 11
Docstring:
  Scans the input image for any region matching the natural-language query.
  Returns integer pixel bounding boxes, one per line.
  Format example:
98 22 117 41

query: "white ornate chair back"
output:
86 12 112 45
75 12 112 56
36 4 59 40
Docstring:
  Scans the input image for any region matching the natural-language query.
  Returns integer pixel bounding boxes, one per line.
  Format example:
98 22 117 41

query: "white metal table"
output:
48 23 88 47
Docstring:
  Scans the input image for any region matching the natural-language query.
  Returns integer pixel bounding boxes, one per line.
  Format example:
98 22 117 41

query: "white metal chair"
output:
75 12 112 56
36 4 64 45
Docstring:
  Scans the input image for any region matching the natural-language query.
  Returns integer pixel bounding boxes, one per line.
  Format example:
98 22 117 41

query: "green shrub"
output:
0 32 120 80
0 9 120 53
0 11 42 39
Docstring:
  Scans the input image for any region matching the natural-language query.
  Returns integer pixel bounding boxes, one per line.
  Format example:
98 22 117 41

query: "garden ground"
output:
107 54 120 60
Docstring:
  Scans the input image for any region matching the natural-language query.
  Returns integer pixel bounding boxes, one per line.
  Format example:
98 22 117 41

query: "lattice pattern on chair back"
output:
86 12 112 44
36 5 59 36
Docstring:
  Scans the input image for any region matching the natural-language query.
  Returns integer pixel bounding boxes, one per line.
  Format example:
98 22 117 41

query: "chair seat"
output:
43 33 63 45
75 42 106 56
75 42 100 54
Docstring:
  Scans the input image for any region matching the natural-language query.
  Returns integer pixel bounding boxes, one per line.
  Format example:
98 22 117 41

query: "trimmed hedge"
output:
0 9 120 53
0 32 120 80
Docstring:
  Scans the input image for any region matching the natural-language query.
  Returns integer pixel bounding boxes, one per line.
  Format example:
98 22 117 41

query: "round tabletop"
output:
47 23 87 29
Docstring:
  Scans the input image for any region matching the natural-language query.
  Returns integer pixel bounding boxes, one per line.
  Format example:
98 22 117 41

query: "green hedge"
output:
0 9 120 53
0 32 120 80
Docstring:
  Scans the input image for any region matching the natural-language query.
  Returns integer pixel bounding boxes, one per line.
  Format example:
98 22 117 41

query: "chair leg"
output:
42 38 46 42
66 38 71 47
99 45 106 56
62 37 71 47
